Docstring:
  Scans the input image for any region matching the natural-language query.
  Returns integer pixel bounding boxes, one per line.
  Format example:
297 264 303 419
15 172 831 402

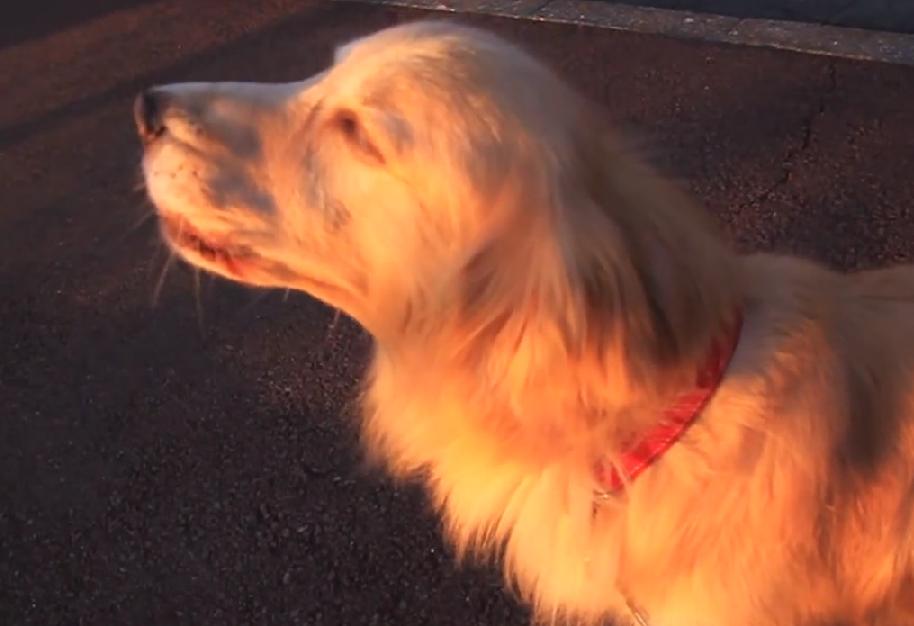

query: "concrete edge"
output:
336 0 914 66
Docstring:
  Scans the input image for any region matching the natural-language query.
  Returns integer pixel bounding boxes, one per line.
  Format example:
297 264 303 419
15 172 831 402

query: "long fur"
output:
138 20 914 626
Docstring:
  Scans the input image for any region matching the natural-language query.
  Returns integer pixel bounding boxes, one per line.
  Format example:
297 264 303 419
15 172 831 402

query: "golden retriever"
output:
134 20 914 626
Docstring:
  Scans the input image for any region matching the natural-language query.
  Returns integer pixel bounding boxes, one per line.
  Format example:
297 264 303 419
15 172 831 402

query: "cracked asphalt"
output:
731 62 839 215
2 1 914 625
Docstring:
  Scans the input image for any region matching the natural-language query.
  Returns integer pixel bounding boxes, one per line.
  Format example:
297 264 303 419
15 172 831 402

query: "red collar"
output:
594 311 743 494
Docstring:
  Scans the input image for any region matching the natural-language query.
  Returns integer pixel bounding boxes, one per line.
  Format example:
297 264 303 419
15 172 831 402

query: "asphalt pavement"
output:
2 1 914 625
608 0 914 34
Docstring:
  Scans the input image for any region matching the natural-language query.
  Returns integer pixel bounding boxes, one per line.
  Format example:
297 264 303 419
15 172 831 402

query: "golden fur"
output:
137 20 914 626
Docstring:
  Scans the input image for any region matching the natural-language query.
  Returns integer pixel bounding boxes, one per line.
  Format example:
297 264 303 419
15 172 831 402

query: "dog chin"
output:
158 213 258 281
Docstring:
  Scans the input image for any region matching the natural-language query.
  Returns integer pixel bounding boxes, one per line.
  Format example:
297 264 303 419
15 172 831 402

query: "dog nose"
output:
133 89 167 141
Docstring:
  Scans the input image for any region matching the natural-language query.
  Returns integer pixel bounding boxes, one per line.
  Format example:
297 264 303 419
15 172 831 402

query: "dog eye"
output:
334 110 384 163
338 111 359 139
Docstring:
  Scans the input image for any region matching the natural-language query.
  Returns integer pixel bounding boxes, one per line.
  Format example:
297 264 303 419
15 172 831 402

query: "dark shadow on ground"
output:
1 0 165 49
0 2 349 151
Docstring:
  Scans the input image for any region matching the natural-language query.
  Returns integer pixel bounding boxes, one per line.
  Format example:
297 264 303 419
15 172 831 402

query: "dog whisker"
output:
129 207 156 231
193 267 206 336
315 308 345 362
116 204 157 243
324 308 342 344
151 251 176 307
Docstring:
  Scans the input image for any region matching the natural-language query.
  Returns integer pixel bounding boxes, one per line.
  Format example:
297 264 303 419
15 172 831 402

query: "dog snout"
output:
133 89 169 143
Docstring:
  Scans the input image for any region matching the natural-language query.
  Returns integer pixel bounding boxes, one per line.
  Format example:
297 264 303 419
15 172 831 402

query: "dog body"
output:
136 21 914 625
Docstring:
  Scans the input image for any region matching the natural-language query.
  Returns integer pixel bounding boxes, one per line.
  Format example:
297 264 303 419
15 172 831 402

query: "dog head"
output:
137 20 736 406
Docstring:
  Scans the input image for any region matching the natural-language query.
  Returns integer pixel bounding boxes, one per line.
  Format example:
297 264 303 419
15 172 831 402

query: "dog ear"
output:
564 122 739 379
456 115 738 400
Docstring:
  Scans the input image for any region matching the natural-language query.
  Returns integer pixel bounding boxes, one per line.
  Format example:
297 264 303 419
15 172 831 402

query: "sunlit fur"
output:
139 20 914 626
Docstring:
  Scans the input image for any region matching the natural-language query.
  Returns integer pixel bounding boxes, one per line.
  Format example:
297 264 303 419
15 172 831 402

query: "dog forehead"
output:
333 20 521 72
325 23 538 111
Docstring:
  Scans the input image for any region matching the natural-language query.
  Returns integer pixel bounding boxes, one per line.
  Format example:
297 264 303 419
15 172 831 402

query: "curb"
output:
338 0 914 66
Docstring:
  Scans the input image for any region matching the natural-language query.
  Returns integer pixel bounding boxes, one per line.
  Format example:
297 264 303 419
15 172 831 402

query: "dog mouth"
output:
157 213 359 310
159 214 258 277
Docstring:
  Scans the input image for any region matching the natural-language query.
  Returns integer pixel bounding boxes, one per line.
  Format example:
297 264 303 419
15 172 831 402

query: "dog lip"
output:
159 214 258 274
157 213 351 301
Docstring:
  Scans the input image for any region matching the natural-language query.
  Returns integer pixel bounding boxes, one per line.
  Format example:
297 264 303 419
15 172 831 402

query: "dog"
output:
134 20 914 626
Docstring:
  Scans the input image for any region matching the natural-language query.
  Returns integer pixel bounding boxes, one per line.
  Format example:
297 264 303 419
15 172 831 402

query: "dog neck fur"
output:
364 108 740 449
357 104 741 623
